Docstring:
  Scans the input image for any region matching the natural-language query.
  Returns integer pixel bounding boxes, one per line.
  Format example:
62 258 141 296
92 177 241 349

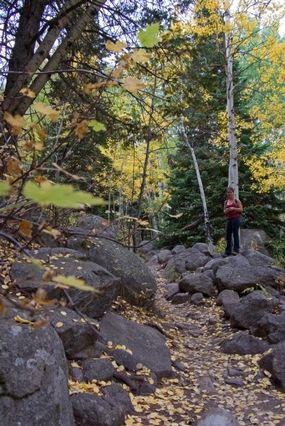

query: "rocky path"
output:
121 263 285 426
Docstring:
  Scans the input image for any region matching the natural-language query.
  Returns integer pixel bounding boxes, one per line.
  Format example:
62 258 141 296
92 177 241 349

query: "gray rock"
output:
86 237 157 306
197 375 216 394
240 229 270 255
254 312 285 343
225 254 250 268
165 282 180 300
171 293 190 304
137 240 155 254
10 248 118 318
222 331 270 355
179 273 215 296
111 349 138 372
229 291 277 332
165 255 187 275
197 407 240 425
171 244 186 255
99 312 172 378
48 307 98 358
203 257 228 273
192 242 213 256
82 359 114 382
0 320 74 426
70 366 84 382
76 214 118 238
217 289 240 306
217 290 240 317
224 376 243 387
259 341 285 391
185 252 211 271
71 392 124 426
157 249 172 264
102 383 133 415
190 292 205 305
242 249 275 267
215 264 283 293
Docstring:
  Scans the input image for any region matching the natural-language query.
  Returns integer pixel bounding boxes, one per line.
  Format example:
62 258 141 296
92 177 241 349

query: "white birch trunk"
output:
181 122 213 246
224 9 239 198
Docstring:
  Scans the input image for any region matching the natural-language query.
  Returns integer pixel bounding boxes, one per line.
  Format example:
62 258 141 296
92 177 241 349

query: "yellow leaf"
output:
20 87 36 98
74 120 89 139
19 220 33 238
52 275 99 292
14 315 34 325
6 157 22 175
122 77 145 93
105 40 127 52
34 176 48 184
3 112 26 134
131 49 151 63
33 102 59 121
42 226 61 239
83 82 105 94
55 321 64 328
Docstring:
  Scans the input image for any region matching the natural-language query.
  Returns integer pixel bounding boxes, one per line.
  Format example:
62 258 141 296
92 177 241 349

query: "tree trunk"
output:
224 8 239 198
2 0 105 116
181 122 213 246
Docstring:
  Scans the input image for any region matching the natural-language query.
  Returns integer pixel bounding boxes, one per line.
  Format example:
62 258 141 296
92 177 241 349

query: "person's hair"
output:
226 186 234 193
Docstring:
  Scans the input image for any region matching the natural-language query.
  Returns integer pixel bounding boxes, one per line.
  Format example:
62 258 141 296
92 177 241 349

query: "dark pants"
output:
225 217 240 255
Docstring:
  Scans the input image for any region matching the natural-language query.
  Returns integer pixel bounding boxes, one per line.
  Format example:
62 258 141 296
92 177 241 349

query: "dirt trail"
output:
121 263 285 426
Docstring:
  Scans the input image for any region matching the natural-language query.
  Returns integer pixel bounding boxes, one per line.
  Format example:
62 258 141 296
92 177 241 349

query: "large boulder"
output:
221 331 270 355
259 341 285 391
86 238 156 306
157 249 172 264
240 229 270 255
179 273 215 296
76 214 118 238
99 312 172 377
0 320 74 426
254 312 285 343
217 289 240 318
228 291 277 332
215 263 283 293
164 251 190 276
10 248 118 318
185 252 211 272
242 249 275 267
47 307 99 358
71 390 129 426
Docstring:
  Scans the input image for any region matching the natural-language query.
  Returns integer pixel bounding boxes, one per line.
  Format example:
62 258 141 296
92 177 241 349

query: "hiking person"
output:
223 186 243 256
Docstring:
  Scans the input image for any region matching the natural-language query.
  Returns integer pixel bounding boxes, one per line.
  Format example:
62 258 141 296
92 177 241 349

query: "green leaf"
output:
52 275 100 292
23 181 105 208
138 23 160 48
0 181 10 197
88 120 106 132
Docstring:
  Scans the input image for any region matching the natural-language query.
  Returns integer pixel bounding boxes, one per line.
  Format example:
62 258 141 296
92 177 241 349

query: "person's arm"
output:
233 200 243 213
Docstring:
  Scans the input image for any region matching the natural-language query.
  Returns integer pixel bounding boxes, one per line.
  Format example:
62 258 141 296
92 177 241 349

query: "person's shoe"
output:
222 253 231 257
232 250 239 255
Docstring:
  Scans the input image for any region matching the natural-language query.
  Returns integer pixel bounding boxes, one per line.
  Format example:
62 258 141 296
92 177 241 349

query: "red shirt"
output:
225 200 241 220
